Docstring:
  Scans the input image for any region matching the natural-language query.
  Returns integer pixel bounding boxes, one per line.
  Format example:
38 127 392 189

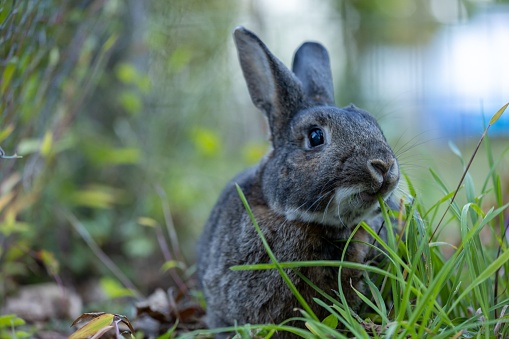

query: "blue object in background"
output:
424 6 509 138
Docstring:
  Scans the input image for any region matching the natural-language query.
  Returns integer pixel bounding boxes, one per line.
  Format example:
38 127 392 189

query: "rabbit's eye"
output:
308 128 324 147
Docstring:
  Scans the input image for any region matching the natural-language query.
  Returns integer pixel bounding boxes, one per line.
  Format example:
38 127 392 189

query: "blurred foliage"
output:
0 0 145 298
0 0 265 304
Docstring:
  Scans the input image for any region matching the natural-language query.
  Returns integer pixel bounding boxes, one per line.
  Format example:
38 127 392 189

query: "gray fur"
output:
292 42 335 105
197 27 400 338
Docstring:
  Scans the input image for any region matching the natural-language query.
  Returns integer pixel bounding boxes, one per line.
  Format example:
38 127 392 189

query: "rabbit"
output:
197 26 400 338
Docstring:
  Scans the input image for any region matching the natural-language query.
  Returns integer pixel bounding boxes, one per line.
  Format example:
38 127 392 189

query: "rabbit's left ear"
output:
234 27 306 146
292 42 335 106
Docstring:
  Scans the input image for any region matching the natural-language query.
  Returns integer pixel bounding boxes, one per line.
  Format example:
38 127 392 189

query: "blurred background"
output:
1 0 508 307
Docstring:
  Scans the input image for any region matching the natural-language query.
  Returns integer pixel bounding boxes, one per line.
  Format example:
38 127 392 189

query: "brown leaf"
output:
176 305 205 322
116 314 136 333
136 305 169 322
69 313 114 339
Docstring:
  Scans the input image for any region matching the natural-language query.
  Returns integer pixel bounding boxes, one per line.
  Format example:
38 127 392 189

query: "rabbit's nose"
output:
367 158 397 186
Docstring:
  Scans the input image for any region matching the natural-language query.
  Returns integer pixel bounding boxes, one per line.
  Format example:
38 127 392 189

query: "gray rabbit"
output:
197 27 400 337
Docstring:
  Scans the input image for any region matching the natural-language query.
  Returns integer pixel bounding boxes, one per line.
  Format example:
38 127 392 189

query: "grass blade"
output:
235 184 318 321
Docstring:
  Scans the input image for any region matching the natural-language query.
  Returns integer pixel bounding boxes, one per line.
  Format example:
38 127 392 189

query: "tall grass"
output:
181 104 509 338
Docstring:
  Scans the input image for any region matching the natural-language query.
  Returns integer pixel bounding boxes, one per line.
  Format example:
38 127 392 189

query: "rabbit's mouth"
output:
358 189 393 204
328 188 393 227
359 191 379 203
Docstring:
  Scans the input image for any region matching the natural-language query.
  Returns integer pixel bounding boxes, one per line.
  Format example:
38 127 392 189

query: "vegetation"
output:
1 0 145 298
1 0 247 296
178 105 509 338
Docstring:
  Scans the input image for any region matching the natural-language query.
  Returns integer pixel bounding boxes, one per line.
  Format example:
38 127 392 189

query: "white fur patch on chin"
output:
282 186 382 228
334 187 362 202
285 209 344 227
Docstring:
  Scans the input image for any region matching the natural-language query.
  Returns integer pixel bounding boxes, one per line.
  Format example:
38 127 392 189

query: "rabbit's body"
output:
197 27 400 337
199 166 387 327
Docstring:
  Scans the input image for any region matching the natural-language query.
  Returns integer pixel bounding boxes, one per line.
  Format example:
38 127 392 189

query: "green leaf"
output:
191 128 220 157
167 47 192 71
101 34 118 53
10 331 31 338
429 168 450 195
0 1 13 25
464 173 476 204
84 143 140 165
70 185 122 209
403 172 417 198
0 219 30 236
114 59 150 93
49 47 60 67
321 313 338 329
116 63 138 84
161 260 186 272
0 124 14 143
242 142 268 165
0 314 25 328
124 236 153 257
489 102 508 125
118 90 142 115
17 138 41 155
137 217 159 228
157 321 179 339
1 61 16 94
38 250 60 276
40 131 53 157
100 278 136 299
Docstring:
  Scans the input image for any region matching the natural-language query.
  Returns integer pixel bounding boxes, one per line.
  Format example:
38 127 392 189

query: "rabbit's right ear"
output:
233 27 305 146
292 42 335 106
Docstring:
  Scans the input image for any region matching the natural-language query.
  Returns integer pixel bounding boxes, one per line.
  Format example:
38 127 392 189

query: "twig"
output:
154 184 188 293
62 209 143 299
155 185 184 262
0 146 22 159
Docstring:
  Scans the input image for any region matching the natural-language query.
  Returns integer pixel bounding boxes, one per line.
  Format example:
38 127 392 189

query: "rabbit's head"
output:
234 27 399 228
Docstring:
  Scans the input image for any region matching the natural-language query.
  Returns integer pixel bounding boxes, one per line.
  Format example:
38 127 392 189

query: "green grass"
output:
179 104 509 339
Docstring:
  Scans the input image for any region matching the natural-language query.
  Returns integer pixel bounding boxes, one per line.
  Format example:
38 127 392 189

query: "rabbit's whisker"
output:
302 177 337 211
295 181 336 214
322 194 336 224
